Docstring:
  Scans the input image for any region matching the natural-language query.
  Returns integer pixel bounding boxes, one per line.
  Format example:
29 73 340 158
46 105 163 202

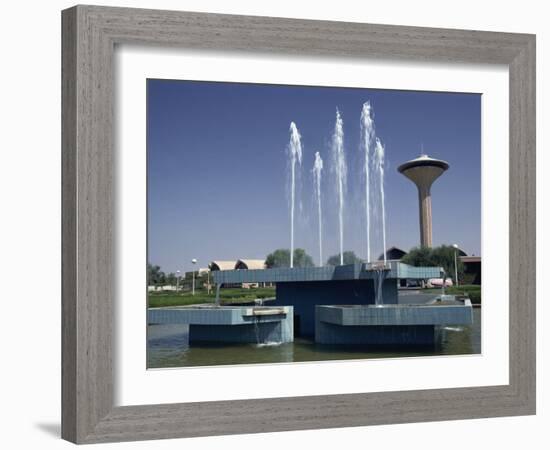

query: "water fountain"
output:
332 109 346 265
312 151 324 266
360 102 374 263
374 138 387 266
148 102 472 348
288 122 303 268
361 102 389 306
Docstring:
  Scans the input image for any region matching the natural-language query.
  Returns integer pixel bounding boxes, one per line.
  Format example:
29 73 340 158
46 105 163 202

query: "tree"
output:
402 245 465 281
326 251 363 266
293 248 315 268
431 245 465 281
265 248 314 268
147 263 165 286
401 246 433 268
265 249 289 268
165 272 177 286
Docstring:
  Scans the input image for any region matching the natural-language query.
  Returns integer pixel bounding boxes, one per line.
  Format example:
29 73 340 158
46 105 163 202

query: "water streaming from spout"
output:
373 268 388 306
288 122 303 268
374 138 387 265
253 315 262 344
360 102 375 263
331 109 346 265
312 151 324 266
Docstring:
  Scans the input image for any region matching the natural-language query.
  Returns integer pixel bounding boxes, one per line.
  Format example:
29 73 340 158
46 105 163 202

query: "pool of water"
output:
147 307 481 369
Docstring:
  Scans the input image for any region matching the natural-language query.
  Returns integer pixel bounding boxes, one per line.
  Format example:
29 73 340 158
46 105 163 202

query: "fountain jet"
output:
374 138 387 265
312 151 324 266
331 109 346 265
360 102 375 263
288 122 303 268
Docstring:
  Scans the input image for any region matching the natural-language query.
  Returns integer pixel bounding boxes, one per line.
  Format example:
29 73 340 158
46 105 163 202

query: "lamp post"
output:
176 270 181 293
452 244 459 287
191 258 197 295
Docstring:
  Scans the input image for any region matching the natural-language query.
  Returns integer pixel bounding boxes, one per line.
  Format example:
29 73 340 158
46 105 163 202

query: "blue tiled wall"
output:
273 279 398 336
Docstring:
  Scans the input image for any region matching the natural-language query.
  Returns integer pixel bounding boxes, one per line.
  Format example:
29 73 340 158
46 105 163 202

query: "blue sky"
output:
148 79 481 273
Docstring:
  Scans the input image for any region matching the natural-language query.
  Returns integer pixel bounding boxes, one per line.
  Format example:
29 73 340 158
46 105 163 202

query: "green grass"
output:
148 287 276 308
425 284 481 304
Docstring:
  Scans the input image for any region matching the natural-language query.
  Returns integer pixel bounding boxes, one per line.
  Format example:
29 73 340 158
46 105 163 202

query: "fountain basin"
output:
148 305 293 344
315 299 472 346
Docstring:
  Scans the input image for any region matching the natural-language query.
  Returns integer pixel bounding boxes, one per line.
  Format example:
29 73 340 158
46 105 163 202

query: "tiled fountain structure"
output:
148 262 473 346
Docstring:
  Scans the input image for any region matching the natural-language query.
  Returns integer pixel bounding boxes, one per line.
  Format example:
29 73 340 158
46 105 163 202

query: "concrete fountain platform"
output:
148 305 293 344
212 262 444 336
315 299 473 346
212 261 441 284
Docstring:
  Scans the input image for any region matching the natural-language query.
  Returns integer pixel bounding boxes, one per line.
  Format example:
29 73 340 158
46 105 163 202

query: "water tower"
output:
398 154 449 247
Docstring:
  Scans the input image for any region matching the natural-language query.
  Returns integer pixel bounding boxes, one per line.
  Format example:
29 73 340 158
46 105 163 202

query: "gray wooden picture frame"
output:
62 5 536 444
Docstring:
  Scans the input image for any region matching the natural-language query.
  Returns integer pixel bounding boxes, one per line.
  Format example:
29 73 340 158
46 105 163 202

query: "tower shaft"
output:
418 185 433 247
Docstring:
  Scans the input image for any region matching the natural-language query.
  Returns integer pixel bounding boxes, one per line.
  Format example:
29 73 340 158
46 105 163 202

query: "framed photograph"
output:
62 5 535 444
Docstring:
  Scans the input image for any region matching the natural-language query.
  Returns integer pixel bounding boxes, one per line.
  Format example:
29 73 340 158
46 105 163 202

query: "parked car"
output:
426 278 454 288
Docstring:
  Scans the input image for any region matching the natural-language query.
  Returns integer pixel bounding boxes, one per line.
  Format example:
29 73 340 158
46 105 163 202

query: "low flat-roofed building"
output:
460 255 481 285
197 267 210 276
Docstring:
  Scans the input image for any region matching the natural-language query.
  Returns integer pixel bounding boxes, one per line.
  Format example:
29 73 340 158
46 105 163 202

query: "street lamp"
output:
176 270 181 293
452 244 459 287
191 258 197 295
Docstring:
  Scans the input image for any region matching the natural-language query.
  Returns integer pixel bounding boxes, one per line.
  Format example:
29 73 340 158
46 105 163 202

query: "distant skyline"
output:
148 79 481 274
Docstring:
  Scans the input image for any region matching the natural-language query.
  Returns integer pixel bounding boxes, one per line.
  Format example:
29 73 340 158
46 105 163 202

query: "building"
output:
209 259 268 288
373 245 480 286
234 259 266 270
197 267 210 276
235 259 268 287
378 246 408 287
209 260 237 271
377 246 407 262
460 255 481 285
